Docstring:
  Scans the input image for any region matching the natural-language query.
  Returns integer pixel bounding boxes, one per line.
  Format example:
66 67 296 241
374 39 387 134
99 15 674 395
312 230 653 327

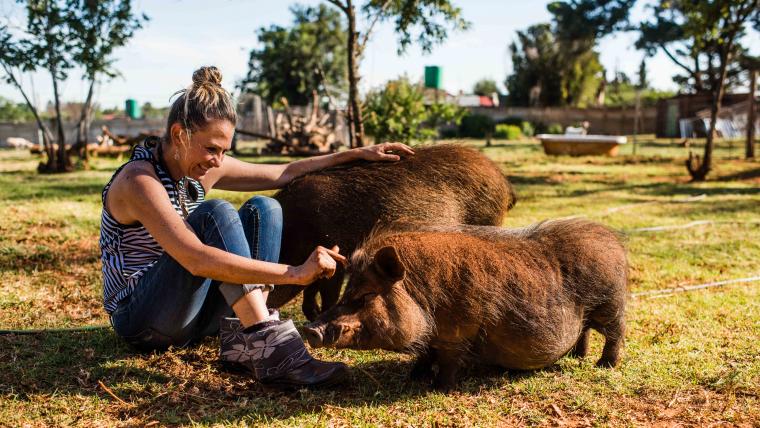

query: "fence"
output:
467 106 658 135
0 118 165 147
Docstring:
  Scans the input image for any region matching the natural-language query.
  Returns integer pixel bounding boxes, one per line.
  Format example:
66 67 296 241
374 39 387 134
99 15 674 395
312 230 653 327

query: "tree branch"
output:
659 42 699 79
326 0 349 14
358 0 392 56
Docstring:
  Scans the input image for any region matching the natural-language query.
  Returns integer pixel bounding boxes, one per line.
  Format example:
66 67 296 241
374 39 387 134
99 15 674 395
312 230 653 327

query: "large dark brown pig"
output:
268 144 516 320
303 219 628 390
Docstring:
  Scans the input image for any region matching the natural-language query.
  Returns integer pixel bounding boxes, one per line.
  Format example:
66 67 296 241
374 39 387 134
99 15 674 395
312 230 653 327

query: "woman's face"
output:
173 119 234 179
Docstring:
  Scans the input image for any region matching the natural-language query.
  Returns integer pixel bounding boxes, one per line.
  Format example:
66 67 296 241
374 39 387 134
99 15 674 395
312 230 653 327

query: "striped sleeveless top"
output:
99 138 206 314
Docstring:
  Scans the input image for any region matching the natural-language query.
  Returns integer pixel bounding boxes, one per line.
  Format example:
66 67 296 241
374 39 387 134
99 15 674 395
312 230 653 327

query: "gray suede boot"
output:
219 317 348 388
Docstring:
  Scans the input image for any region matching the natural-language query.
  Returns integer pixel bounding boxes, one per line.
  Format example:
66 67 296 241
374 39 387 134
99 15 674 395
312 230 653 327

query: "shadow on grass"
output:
718 167 760 182
0 328 548 424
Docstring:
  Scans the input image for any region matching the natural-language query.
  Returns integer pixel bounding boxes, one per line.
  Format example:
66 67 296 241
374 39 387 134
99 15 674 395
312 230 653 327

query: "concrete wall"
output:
0 118 165 147
468 106 658 135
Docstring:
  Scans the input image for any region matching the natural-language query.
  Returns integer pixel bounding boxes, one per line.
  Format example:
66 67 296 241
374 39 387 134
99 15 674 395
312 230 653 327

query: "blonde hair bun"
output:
192 66 223 87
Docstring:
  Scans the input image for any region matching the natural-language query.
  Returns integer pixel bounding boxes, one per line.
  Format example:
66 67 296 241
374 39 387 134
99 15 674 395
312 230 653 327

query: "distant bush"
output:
364 77 464 143
497 117 534 137
438 127 459 139
521 121 535 137
494 124 522 140
459 113 495 138
546 123 564 134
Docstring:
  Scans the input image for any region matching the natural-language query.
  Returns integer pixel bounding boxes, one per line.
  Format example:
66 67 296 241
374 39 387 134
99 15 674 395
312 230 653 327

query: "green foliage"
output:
547 0 635 41
506 24 563 107
494 124 522 140
636 0 758 94
1 1 146 172
506 24 603 107
498 117 535 137
0 97 34 122
546 123 564 134
363 77 462 143
140 102 168 120
473 79 500 96
67 1 147 82
458 113 495 138
506 1 634 107
240 4 347 106
363 0 471 55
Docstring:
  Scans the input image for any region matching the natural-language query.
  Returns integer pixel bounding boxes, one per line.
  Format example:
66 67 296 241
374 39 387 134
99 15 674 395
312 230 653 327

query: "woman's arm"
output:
210 142 414 191
109 162 344 285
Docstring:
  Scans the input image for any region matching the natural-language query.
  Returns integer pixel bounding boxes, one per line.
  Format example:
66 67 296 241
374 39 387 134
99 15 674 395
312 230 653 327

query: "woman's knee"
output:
240 196 283 231
187 199 250 256
187 199 238 231
241 196 282 219
239 196 283 262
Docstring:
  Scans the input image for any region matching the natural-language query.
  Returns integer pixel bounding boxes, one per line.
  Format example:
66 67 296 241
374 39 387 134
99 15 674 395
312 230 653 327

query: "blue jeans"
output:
110 196 283 351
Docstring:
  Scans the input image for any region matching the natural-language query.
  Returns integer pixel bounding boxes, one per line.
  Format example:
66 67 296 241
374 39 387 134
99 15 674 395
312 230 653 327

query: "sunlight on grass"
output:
0 138 758 426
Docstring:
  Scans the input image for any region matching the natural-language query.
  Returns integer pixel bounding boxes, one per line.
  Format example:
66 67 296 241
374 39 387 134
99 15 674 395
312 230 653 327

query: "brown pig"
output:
303 219 628 390
268 144 516 320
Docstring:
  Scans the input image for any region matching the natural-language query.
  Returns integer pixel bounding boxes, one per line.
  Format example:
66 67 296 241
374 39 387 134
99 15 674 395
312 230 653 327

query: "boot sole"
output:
219 360 349 389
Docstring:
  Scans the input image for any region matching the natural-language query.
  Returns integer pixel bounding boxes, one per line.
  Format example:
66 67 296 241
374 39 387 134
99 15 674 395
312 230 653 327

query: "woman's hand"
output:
295 245 348 285
353 142 415 162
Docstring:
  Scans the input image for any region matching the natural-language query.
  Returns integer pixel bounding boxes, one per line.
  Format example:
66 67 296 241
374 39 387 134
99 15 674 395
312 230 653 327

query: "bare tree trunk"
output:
1 64 55 150
747 69 757 159
687 48 732 181
345 0 365 147
76 78 96 164
50 67 71 173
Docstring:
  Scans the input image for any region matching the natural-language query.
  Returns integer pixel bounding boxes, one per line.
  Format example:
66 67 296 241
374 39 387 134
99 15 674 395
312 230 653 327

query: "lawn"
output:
0 137 758 426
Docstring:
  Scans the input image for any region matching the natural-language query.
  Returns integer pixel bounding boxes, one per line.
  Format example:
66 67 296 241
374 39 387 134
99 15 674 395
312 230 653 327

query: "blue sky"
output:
1 0 758 109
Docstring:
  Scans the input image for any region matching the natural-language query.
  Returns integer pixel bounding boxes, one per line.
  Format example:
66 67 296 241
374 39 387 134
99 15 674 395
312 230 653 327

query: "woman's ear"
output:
169 123 184 145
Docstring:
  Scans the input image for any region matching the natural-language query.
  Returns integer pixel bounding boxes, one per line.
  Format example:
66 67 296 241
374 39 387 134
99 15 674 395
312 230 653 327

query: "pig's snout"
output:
304 322 326 348
304 321 348 348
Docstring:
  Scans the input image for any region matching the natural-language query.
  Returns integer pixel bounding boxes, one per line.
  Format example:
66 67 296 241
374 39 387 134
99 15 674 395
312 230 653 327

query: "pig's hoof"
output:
432 378 455 393
567 346 587 359
409 363 434 382
595 357 618 368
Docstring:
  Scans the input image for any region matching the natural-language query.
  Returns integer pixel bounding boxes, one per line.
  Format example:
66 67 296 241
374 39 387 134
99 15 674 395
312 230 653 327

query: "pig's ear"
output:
373 246 405 282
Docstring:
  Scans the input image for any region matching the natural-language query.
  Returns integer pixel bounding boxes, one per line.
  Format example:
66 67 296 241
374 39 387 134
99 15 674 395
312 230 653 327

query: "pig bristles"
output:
349 218 628 362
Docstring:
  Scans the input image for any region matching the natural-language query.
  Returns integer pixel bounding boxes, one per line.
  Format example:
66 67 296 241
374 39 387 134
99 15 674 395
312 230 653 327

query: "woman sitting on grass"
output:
99 66 413 388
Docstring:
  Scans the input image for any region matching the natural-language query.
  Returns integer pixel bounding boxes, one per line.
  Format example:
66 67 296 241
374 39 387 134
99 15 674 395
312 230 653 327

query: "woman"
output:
100 66 414 388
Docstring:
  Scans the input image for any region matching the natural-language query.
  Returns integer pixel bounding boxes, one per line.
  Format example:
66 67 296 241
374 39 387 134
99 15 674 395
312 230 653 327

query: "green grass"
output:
1 137 758 426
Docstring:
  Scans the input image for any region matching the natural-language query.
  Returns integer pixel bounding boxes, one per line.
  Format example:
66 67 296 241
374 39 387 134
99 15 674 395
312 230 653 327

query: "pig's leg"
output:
409 348 437 381
318 269 344 313
568 327 590 358
302 284 321 321
302 271 345 321
596 316 625 368
433 348 462 391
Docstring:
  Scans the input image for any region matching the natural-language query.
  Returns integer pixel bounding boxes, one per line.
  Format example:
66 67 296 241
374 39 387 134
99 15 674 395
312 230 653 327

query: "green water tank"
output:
424 66 443 89
125 99 141 119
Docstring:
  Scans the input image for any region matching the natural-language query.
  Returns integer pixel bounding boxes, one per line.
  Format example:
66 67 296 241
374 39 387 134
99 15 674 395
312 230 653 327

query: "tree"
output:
505 1 633 107
636 58 648 90
240 4 347 107
636 2 753 95
1 2 72 172
363 77 463 143
67 0 147 164
325 0 469 147
548 0 634 106
473 79 500 96
0 96 35 122
637 0 759 181
1 0 145 173
506 24 563 106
